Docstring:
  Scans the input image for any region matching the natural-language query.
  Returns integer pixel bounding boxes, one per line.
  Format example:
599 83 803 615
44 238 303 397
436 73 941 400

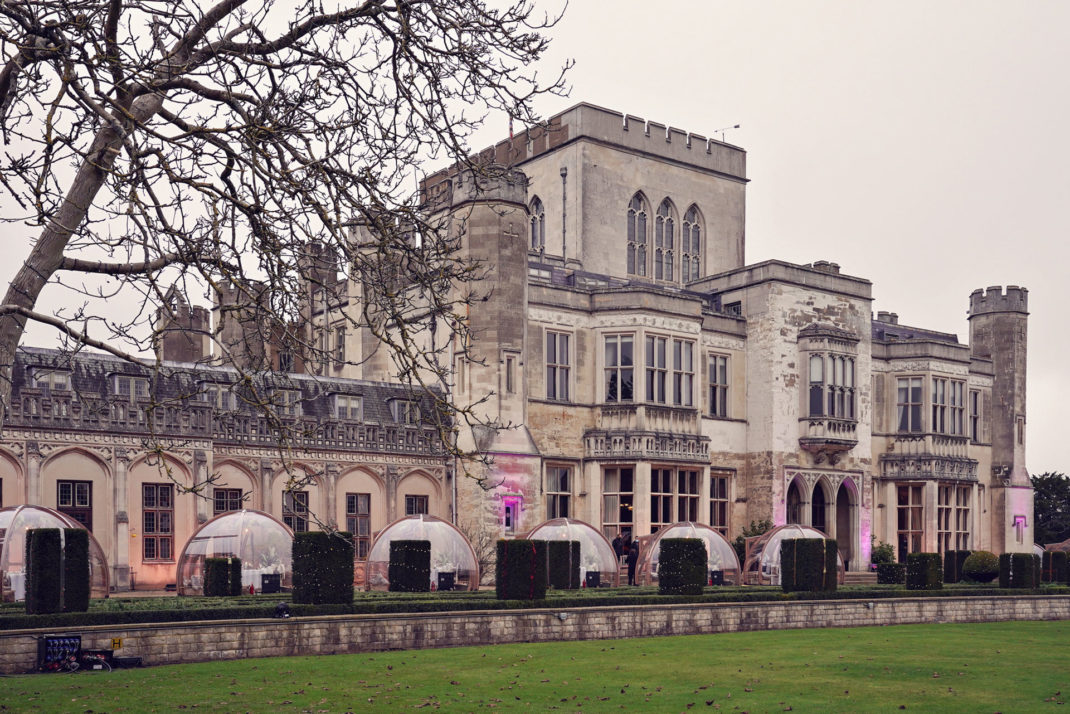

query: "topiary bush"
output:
204 557 237 597
293 531 355 603
658 538 707 595
25 528 91 614
1000 552 1040 588
871 541 895 565
906 553 943 590
962 550 999 583
1042 551 1068 584
781 538 836 593
386 539 430 594
61 529 90 612
496 539 548 600
877 562 906 584
546 540 581 590
943 550 972 583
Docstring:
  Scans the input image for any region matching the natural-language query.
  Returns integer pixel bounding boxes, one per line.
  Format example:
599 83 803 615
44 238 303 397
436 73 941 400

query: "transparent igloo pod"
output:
1034 543 1046 559
742 524 844 586
637 522 740 586
365 515 479 591
176 509 294 596
0 505 110 601
527 517 620 587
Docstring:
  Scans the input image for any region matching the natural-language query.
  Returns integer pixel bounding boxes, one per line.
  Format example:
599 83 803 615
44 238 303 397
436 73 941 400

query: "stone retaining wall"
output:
2 595 1068 674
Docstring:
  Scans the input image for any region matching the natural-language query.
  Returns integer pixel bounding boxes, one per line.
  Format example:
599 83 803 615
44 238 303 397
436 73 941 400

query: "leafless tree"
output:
0 0 569 493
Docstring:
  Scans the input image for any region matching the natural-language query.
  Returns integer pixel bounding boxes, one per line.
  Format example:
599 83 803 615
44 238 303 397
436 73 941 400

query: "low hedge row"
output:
943 550 972 584
999 553 1041 588
877 563 906 584
906 553 943 590
4 584 1068 631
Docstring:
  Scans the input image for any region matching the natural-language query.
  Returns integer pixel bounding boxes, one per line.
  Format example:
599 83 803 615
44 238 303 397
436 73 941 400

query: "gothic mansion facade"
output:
0 103 1032 591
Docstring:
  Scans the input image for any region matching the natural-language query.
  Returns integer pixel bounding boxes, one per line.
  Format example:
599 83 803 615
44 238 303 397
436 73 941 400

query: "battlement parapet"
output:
968 285 1028 317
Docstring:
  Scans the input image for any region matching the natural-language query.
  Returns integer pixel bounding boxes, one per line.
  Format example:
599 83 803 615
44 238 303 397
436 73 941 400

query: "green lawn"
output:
2 620 1068 712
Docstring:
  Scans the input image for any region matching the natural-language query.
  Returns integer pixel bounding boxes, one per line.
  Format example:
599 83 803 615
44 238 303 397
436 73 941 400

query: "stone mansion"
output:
0 102 1032 590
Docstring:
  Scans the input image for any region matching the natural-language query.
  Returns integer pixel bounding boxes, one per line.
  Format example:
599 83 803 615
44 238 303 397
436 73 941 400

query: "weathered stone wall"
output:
2 596 1067 674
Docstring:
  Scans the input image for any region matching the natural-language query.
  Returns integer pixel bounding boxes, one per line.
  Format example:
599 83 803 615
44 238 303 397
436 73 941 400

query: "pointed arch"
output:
810 477 833 534
786 476 804 525
682 204 703 282
654 198 677 281
626 192 649 277
529 195 545 251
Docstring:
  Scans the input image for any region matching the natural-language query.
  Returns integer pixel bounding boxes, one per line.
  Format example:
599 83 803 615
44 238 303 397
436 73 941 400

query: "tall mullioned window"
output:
545 332 570 401
346 493 371 559
710 473 730 534
809 354 855 418
283 491 309 532
604 335 634 402
681 205 702 282
654 199 675 281
969 390 981 441
897 377 923 432
143 484 174 561
626 194 648 277
546 467 570 519
709 354 729 417
672 339 694 407
645 335 667 404
602 467 634 540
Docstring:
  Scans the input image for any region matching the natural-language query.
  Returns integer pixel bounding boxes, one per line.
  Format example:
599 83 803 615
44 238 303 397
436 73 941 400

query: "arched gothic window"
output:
655 199 675 281
682 205 702 282
530 196 545 251
626 193 649 277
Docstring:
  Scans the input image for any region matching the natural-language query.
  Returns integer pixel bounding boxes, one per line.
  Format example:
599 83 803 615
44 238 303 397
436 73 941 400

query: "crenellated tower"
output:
155 288 211 363
968 285 1032 552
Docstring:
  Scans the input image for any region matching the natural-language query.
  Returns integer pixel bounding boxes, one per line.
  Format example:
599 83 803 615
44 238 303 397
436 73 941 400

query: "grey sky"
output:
468 0 1066 475
3 1 1067 474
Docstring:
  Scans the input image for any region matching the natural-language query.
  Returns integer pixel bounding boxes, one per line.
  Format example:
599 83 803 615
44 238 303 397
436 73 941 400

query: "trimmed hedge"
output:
62 529 90 612
25 529 62 614
781 538 837 593
962 550 999 583
1042 551 1068 584
387 539 430 594
25 528 90 614
4 584 1070 631
496 539 548 600
943 550 972 584
293 531 355 603
906 553 943 590
877 562 906 584
999 553 1040 588
547 541 581 590
204 558 239 597
658 538 707 595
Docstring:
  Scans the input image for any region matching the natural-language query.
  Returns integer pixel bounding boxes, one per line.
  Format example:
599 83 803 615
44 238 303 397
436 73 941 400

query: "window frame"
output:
346 492 372 559
969 389 981 442
546 466 571 519
896 376 924 433
626 194 649 277
681 205 702 283
708 354 729 418
710 472 731 535
545 331 571 402
672 339 694 407
604 334 635 403
283 490 309 533
530 196 545 251
142 483 174 562
404 494 429 516
213 488 243 516
654 199 675 281
602 466 634 540
57 480 92 530
645 335 667 404
334 394 363 420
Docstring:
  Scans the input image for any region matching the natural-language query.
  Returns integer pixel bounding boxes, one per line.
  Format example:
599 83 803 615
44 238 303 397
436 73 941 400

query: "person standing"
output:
612 533 623 560
627 539 639 586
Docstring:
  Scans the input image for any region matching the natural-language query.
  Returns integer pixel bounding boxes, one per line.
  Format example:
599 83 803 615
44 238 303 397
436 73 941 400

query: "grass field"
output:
2 620 1068 712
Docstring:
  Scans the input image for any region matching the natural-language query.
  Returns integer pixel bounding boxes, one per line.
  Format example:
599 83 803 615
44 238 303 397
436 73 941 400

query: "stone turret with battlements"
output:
968 285 1032 552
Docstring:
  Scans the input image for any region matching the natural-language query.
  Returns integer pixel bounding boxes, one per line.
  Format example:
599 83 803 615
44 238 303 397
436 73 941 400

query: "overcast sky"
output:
473 0 1067 475
3 1 1067 474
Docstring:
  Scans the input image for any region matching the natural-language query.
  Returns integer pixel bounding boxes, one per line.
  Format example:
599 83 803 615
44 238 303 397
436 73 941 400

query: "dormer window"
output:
334 394 363 420
198 383 233 410
390 399 420 425
32 369 70 391
113 375 149 402
274 389 301 417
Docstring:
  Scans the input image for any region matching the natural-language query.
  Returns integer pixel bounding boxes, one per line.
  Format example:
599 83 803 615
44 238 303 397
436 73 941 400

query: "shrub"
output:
496 540 547 600
204 557 237 597
962 550 999 583
546 541 581 590
25 529 62 614
658 538 707 595
229 557 244 596
1000 552 1040 588
386 539 430 594
25 528 91 614
733 519 772 565
781 538 836 593
877 563 906 584
61 529 90 612
293 531 355 603
906 553 942 590
943 550 972 584
1042 551 1068 584
871 541 895 565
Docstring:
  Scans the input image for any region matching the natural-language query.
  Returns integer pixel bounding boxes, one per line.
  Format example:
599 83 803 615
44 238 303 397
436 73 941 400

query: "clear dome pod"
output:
364 515 479 591
637 522 740 586
176 509 294 596
742 524 844 586
1034 543 1046 559
0 505 110 601
526 517 620 587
